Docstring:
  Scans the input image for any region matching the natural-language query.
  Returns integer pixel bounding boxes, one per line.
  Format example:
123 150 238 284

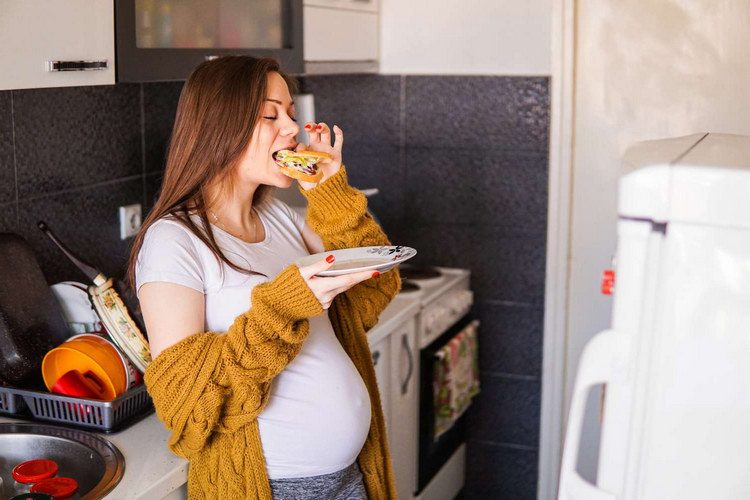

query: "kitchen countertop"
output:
0 291 422 499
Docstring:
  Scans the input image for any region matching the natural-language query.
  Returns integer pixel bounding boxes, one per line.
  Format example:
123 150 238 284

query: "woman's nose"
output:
282 117 300 137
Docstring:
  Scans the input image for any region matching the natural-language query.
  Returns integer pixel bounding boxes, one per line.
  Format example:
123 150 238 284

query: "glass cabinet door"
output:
135 0 283 49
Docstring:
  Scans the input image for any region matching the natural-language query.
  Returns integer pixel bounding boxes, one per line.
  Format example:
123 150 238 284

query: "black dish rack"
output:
0 383 153 433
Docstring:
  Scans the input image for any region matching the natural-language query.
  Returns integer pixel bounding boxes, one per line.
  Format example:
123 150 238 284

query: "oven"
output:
398 265 476 499
418 315 476 494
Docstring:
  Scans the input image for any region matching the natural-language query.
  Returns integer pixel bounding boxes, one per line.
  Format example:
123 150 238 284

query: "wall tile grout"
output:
18 174 143 204
480 370 540 382
468 437 538 452
479 298 544 309
10 90 19 228
140 83 147 210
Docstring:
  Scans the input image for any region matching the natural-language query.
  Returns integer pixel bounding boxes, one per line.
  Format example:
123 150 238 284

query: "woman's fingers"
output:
304 122 319 144
316 123 331 145
298 255 335 280
332 125 344 153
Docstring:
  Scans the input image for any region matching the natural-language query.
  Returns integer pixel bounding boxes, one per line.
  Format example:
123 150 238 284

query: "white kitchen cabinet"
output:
304 0 378 14
0 0 115 91
389 318 419 500
302 0 379 74
370 334 391 442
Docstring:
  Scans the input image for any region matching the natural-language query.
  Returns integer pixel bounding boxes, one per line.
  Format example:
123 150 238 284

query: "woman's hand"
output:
296 122 343 190
298 255 378 310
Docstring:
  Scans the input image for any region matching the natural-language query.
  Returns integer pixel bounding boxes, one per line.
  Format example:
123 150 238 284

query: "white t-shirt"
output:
135 198 372 479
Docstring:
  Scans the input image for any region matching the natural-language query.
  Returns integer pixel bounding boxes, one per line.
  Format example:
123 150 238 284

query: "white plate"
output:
294 246 417 277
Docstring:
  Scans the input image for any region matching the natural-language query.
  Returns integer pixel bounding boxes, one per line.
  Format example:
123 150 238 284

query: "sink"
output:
0 423 124 499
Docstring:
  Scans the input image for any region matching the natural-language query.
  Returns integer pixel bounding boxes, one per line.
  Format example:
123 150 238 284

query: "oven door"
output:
417 314 475 494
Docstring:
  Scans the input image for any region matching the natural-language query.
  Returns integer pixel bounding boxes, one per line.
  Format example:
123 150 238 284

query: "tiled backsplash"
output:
0 73 549 499
304 75 549 499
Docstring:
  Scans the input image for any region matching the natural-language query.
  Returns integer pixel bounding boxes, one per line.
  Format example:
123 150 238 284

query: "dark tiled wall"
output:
0 83 184 284
0 73 548 499
303 75 549 500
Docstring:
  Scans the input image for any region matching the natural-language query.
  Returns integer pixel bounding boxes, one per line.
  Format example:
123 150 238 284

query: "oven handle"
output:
401 334 414 395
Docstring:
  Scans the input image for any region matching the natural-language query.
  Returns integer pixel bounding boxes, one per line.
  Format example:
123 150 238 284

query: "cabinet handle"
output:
47 60 108 72
401 334 413 396
372 350 380 366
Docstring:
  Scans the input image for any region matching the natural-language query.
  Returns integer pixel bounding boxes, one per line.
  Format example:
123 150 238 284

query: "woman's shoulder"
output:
142 215 206 255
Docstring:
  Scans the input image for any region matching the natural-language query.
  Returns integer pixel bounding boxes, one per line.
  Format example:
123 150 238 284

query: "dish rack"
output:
0 383 153 433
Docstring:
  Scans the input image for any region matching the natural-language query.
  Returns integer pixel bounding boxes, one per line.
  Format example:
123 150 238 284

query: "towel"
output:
433 320 481 440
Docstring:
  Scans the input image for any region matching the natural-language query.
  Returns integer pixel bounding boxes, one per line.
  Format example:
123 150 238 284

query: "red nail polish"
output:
326 255 335 263
316 125 323 130
304 124 312 130
372 271 380 277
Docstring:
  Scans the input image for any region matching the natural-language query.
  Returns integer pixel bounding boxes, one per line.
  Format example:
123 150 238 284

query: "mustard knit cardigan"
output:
143 167 401 499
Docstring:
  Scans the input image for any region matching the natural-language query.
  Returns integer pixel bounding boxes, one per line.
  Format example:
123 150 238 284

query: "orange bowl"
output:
67 334 128 395
42 346 118 401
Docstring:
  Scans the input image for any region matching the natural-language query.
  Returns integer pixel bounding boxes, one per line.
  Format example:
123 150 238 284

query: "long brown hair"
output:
126 56 299 293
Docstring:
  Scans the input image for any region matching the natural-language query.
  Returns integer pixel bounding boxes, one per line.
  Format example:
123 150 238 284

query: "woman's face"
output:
237 71 300 189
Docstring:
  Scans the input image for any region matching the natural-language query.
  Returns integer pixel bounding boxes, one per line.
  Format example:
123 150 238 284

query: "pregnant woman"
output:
127 55 400 499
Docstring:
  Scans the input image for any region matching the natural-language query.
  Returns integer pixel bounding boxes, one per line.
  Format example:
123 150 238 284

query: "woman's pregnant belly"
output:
257 313 372 479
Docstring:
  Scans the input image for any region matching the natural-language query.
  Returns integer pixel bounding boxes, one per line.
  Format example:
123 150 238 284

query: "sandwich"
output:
273 149 333 182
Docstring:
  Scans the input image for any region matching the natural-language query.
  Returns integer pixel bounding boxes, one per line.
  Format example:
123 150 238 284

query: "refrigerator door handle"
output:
558 329 631 500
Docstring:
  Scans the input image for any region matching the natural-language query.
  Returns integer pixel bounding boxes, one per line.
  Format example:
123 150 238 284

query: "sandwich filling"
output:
273 150 325 177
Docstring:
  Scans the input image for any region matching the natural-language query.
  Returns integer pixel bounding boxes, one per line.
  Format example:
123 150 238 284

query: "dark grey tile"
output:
464 440 538 500
399 224 547 304
0 202 17 233
13 85 142 199
0 91 16 204
405 148 548 229
344 145 404 237
144 81 183 172
144 172 164 215
473 301 544 377
17 179 142 285
406 76 550 151
466 373 540 447
301 75 401 148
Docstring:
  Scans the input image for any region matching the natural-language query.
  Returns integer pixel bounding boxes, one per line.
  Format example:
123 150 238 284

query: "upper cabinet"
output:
116 0 303 82
303 0 379 74
0 0 115 91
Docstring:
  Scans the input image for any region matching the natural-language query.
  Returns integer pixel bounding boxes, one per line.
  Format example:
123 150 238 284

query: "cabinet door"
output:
303 6 378 61
0 1 115 90
370 335 391 442
390 319 418 500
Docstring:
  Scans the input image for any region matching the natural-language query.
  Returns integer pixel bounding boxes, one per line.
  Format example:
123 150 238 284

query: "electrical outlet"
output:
119 203 142 240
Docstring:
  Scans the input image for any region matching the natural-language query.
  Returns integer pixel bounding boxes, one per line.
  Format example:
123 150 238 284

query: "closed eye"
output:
263 116 298 122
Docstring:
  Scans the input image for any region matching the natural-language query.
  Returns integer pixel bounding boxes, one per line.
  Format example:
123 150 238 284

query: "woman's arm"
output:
139 282 204 360
140 259 376 458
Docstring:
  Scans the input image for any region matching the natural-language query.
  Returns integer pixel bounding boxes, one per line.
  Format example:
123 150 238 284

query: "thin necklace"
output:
210 207 258 243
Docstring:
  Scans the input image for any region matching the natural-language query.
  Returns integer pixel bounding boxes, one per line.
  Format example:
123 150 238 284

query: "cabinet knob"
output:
372 350 381 366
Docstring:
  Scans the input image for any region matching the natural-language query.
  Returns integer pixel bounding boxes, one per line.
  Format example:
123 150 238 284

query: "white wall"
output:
566 0 750 482
379 0 551 75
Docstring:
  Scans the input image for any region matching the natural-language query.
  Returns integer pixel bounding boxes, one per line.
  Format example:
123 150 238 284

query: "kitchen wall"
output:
0 74 549 500
564 0 750 482
300 74 550 499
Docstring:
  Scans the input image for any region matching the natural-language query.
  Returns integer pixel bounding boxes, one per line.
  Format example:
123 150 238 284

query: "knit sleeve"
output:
300 166 401 331
143 265 323 459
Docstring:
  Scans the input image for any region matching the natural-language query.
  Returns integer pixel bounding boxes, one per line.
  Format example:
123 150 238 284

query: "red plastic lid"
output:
30 477 79 500
12 459 58 483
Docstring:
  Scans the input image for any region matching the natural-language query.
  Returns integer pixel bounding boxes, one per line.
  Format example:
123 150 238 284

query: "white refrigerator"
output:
558 133 750 500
